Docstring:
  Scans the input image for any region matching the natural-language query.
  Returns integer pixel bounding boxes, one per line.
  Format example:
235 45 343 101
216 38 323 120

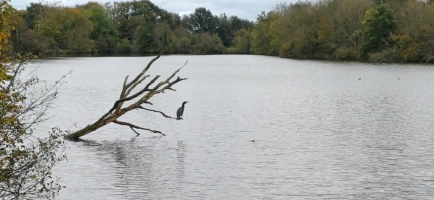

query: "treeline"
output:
9 0 434 62
235 0 434 62
10 0 253 55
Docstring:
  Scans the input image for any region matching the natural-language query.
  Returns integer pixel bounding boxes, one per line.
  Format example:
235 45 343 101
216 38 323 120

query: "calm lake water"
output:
28 55 434 199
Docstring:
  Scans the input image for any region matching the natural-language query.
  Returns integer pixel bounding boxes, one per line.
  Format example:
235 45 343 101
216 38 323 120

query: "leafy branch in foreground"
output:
0 53 68 200
1 1 66 199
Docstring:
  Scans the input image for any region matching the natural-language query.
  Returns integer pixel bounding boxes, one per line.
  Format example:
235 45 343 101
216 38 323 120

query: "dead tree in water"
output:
65 54 187 139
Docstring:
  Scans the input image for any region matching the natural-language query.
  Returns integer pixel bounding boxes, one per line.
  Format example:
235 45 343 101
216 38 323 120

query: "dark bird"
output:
359 78 361 80
177 101 188 120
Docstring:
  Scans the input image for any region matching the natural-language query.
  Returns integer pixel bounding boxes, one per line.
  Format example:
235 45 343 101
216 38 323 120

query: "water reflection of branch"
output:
70 137 186 198
176 140 186 181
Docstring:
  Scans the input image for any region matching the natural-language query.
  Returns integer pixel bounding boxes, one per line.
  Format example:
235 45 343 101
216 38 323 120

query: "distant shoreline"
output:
33 53 434 65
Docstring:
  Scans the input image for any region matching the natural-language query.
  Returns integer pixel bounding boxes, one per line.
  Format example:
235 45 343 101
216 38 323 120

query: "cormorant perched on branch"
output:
177 101 188 120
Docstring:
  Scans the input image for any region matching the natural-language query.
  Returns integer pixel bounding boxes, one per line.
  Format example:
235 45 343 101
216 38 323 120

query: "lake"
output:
28 55 434 199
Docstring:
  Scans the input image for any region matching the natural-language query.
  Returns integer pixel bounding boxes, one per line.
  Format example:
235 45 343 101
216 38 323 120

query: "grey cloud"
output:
152 0 280 20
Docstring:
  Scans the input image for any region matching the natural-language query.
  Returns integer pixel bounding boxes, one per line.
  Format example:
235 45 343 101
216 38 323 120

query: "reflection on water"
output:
29 55 434 199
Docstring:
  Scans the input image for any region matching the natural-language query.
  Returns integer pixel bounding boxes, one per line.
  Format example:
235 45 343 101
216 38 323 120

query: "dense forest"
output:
10 0 253 55
244 0 434 62
7 0 434 62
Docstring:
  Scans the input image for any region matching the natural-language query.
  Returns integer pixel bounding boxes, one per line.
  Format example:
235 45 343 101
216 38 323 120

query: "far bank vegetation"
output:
8 0 434 63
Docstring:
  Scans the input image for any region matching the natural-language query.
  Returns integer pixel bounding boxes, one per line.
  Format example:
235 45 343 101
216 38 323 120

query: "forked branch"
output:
66 55 187 139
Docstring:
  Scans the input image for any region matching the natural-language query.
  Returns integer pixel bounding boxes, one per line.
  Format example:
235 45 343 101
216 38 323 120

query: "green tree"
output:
152 22 172 50
416 2 434 62
133 23 155 53
215 14 233 47
24 3 44 29
64 8 94 53
316 0 375 60
11 10 52 55
230 16 253 31
233 29 251 53
250 11 274 55
361 3 397 56
115 38 133 53
188 7 215 33
169 26 191 53
192 33 224 54
86 3 117 53
273 2 319 59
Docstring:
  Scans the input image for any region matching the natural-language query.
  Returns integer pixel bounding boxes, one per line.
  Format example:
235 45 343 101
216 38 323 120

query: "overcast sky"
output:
11 0 299 21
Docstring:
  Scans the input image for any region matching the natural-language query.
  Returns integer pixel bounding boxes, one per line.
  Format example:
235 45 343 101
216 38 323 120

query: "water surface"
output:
29 55 434 199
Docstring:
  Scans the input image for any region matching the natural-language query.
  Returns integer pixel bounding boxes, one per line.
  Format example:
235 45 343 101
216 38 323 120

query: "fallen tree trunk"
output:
65 54 187 139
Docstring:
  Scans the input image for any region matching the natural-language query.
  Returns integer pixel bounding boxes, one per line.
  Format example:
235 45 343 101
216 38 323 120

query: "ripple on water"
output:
27 55 434 199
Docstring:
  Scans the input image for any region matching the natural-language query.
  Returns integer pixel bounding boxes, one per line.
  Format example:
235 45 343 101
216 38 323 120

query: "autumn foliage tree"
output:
7 0 434 62
1 1 66 199
243 0 434 62
8 0 253 55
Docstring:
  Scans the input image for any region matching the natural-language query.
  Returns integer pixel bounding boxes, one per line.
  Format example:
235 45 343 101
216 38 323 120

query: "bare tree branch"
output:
137 106 175 119
6 60 24 92
115 76 129 113
160 61 188 87
157 76 188 94
125 75 150 97
66 55 188 139
125 52 162 88
113 120 165 136
120 75 129 97
97 75 160 122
